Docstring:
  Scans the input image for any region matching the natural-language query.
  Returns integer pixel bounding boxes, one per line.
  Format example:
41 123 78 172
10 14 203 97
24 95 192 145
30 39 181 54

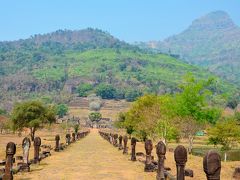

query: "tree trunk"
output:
30 128 36 141
188 135 194 154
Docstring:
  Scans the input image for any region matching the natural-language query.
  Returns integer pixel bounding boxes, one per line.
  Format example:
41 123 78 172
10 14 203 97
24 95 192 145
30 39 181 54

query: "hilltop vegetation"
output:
139 11 240 87
0 28 236 110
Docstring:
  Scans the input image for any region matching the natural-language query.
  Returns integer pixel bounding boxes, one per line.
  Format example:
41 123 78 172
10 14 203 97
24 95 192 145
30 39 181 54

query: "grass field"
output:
0 105 239 179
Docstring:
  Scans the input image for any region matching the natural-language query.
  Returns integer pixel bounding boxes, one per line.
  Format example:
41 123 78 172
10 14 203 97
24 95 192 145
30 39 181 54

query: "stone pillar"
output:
233 167 240 180
55 135 60 152
19 137 31 172
72 133 76 142
123 135 128 154
118 135 123 150
174 145 187 180
144 139 153 172
203 150 221 180
3 142 16 180
113 134 118 147
66 134 71 145
156 141 166 180
33 137 41 164
131 137 137 161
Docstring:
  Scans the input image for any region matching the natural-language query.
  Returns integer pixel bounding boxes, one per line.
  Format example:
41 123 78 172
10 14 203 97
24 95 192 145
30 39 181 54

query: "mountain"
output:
0 28 234 110
140 11 240 85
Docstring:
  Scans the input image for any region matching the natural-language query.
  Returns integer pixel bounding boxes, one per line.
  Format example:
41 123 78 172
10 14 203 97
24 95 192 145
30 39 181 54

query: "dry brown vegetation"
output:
0 104 239 179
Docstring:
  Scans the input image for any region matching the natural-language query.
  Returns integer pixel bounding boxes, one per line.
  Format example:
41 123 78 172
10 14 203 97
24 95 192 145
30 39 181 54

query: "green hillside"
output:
0 28 236 110
140 11 240 86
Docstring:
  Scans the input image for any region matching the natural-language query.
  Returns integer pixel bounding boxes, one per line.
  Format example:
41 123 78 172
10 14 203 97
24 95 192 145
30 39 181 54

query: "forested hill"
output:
138 11 240 86
0 28 235 110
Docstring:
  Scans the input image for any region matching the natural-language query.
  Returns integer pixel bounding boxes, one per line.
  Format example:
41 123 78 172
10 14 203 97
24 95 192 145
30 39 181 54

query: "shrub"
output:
96 83 116 99
77 83 93 97
89 101 101 111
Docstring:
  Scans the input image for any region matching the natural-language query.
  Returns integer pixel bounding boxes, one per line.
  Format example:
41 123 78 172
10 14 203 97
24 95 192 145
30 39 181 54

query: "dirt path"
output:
15 129 154 180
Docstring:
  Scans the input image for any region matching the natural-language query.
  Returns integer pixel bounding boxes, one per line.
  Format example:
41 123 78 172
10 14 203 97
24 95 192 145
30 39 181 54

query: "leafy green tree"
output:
115 112 135 137
56 104 69 118
125 89 142 102
88 112 102 122
77 83 93 97
208 118 240 151
0 108 6 115
96 83 116 99
11 101 56 141
174 74 221 152
124 95 161 141
73 124 80 134
235 111 240 121
156 95 179 145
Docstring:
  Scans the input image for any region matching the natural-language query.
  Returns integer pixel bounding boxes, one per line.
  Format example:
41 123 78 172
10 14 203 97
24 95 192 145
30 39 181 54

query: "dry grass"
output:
14 129 155 180
1 103 240 179
133 140 239 180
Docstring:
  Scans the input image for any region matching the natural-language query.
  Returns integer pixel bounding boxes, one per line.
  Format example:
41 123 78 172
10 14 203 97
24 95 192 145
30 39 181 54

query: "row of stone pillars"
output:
99 130 224 180
1 130 90 180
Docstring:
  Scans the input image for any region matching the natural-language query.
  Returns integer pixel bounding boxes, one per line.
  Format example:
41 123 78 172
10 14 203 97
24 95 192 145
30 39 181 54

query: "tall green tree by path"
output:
156 95 179 145
123 95 161 141
174 74 221 153
11 101 56 141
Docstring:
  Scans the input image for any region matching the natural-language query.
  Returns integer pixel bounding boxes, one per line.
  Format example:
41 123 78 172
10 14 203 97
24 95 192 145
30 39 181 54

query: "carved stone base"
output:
144 163 156 172
17 163 30 172
2 173 13 180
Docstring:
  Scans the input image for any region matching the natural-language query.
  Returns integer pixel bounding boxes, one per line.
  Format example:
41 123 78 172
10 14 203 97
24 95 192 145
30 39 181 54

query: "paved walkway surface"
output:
15 129 154 180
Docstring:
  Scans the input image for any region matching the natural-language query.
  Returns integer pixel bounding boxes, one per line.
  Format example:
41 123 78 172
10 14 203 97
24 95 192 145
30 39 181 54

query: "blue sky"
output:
0 0 239 42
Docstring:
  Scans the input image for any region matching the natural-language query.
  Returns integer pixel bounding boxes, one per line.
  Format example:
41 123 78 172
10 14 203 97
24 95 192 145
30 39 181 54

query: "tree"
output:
174 74 220 153
125 89 142 102
0 115 9 134
124 95 161 141
0 108 6 115
208 118 240 151
115 112 135 137
88 112 102 122
77 83 93 97
11 101 56 141
73 124 80 134
96 83 116 99
56 104 69 118
156 95 179 145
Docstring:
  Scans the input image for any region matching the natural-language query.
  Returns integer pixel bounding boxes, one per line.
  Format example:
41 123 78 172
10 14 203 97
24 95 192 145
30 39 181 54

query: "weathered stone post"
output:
156 141 166 180
72 133 76 142
33 137 41 164
144 139 154 172
113 134 118 147
55 135 60 152
233 167 240 180
203 150 221 180
19 137 31 171
118 135 123 150
123 135 128 154
22 137 31 164
131 137 137 161
174 145 187 180
3 142 16 180
66 134 71 145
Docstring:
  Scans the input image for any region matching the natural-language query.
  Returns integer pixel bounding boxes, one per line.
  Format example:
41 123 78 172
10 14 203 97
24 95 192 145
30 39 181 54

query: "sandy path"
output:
15 129 154 180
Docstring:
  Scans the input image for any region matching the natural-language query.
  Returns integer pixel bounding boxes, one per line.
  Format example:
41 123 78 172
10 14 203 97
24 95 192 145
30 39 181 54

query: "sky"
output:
0 0 240 42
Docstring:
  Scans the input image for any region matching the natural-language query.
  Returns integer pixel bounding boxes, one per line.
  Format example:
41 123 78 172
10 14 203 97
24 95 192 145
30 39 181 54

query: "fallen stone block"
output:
185 169 194 177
